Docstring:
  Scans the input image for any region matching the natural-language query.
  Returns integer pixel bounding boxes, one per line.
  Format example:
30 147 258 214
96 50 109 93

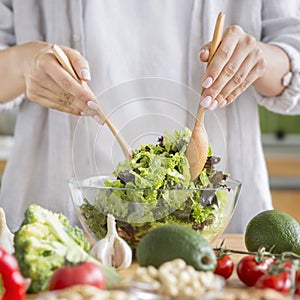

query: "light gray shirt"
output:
0 0 300 232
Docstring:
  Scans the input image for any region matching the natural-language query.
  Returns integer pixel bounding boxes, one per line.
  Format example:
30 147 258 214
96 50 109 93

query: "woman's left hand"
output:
199 25 266 110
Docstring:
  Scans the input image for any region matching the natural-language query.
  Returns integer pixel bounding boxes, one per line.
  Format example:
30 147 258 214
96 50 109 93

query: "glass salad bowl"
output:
68 175 241 249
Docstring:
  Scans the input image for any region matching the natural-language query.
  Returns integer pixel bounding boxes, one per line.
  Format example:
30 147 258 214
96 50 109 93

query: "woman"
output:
0 0 299 232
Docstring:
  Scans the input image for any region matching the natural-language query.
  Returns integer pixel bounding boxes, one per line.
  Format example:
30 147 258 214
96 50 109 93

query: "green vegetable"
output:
14 204 122 293
80 128 229 248
136 224 217 272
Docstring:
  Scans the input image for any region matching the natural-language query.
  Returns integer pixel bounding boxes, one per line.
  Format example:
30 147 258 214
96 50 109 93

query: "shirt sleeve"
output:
0 0 15 47
0 0 24 111
254 0 300 115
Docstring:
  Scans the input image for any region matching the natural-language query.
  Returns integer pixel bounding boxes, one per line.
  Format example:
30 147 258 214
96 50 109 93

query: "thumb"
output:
199 42 211 62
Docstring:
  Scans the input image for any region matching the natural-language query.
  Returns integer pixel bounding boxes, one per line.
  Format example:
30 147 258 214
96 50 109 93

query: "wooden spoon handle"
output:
201 12 225 95
197 12 225 120
52 45 79 81
52 44 107 121
207 12 225 65
52 45 133 159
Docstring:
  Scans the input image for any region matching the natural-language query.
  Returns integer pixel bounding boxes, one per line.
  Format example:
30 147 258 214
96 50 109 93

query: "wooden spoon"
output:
186 12 225 180
52 45 133 160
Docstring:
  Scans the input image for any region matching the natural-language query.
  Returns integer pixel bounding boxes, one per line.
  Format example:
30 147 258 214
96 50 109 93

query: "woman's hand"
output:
199 25 267 110
0 41 99 117
21 41 98 116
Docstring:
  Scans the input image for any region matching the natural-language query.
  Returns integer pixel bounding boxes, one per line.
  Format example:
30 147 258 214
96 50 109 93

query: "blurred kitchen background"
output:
259 107 300 223
0 107 299 222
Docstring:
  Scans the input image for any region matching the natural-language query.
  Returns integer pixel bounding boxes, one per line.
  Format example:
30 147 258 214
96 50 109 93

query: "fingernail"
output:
93 114 104 125
81 69 91 81
207 99 218 111
219 99 227 108
87 100 99 111
80 111 88 116
199 49 207 56
200 96 212 108
199 48 209 55
202 77 213 89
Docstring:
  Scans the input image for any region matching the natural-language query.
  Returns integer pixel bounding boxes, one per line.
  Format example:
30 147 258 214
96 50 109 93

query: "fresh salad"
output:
80 128 230 247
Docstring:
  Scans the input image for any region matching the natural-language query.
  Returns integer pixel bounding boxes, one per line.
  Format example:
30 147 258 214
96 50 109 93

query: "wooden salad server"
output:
186 12 225 180
52 44 133 160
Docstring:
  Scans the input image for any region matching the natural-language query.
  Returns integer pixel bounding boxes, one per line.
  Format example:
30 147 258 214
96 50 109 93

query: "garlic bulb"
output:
0 207 14 253
90 214 132 270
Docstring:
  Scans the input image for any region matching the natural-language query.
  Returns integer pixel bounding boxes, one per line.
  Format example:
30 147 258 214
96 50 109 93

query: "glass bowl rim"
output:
68 175 241 192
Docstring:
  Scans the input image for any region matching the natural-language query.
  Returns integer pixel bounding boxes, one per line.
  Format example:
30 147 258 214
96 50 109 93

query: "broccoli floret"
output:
14 204 122 293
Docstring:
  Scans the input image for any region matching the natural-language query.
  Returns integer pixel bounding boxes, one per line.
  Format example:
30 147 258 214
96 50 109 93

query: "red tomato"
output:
48 261 106 291
214 254 234 280
283 261 293 269
295 270 300 296
255 271 291 293
236 255 273 287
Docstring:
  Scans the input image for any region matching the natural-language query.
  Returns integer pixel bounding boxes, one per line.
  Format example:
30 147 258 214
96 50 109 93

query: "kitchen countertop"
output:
26 233 289 300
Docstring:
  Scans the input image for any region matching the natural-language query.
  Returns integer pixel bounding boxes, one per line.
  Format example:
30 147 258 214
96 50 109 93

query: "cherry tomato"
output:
255 271 291 293
295 269 300 296
280 260 294 270
236 255 273 287
214 254 234 280
48 261 106 291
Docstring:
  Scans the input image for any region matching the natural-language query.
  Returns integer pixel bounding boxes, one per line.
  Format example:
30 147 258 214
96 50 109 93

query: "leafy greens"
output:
80 128 229 247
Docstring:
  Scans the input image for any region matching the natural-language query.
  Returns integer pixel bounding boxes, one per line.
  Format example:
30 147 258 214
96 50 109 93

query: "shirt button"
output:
73 34 81 42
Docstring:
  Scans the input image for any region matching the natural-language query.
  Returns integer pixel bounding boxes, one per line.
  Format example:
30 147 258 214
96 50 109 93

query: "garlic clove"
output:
90 237 113 266
113 238 132 270
0 207 14 254
89 214 132 270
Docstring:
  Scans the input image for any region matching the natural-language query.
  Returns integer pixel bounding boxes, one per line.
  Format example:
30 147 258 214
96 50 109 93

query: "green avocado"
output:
136 224 216 272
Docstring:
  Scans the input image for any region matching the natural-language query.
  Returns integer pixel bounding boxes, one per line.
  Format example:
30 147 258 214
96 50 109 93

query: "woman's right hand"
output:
22 41 97 116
